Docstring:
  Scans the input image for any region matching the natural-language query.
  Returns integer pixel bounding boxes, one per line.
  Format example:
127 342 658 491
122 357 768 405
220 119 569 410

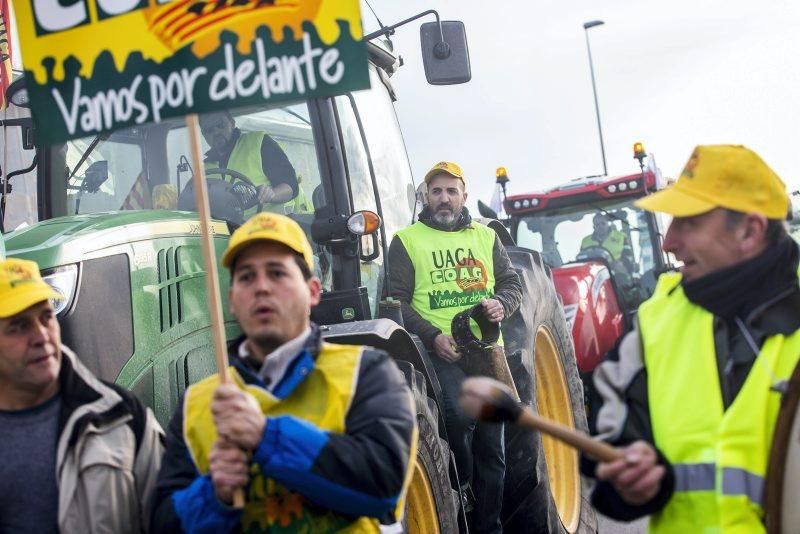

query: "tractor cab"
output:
502 161 675 374
509 171 667 311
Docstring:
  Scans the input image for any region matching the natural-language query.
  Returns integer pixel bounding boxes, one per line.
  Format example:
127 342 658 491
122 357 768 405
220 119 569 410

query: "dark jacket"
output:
388 207 523 348
150 325 416 532
584 280 800 521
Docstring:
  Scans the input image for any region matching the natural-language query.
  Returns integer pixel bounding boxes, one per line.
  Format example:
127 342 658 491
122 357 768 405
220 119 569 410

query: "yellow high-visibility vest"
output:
638 273 800 533
396 221 498 340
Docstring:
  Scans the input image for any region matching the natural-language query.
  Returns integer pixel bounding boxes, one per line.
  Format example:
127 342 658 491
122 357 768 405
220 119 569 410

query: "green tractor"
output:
1 18 596 533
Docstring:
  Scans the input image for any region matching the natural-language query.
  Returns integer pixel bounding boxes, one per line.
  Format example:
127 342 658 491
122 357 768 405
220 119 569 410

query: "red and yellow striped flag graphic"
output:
0 0 12 109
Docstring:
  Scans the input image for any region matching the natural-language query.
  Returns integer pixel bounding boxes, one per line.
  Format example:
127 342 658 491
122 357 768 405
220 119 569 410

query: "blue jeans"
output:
432 355 505 533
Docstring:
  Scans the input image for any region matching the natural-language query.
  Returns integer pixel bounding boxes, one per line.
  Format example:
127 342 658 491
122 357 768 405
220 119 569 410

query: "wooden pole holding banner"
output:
185 113 245 509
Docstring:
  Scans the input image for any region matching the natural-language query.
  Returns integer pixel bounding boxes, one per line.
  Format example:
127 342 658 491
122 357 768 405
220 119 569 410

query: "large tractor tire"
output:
502 247 598 533
396 360 461 533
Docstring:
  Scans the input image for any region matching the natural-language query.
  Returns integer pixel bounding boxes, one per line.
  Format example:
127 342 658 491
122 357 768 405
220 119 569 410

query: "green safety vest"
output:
205 131 296 216
638 273 800 534
183 342 390 533
581 229 625 260
396 221 498 340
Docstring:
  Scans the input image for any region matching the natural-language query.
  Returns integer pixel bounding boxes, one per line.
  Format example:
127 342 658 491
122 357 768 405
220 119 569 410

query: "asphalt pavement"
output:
597 515 648 533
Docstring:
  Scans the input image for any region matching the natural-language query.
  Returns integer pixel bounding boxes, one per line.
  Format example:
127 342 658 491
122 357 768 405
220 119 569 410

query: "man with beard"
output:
151 213 417 532
389 161 522 533
586 145 800 532
199 110 300 215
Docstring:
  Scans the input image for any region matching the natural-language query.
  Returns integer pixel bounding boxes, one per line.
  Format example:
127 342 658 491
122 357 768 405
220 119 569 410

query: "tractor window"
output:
351 67 416 242
334 94 384 315
516 199 657 279
52 102 332 291
65 138 144 214
1 106 38 231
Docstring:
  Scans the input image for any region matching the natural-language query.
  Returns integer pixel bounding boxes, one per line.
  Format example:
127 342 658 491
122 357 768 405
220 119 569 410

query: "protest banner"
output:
14 0 369 144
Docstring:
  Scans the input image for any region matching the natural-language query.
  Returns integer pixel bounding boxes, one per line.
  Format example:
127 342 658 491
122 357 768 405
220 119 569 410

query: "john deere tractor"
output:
1 15 596 532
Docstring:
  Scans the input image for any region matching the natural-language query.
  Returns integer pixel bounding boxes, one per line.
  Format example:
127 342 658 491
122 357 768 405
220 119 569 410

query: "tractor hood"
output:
551 261 625 372
5 211 230 269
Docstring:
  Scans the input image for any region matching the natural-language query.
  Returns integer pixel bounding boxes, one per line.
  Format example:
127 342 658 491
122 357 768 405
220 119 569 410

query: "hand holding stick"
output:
459 376 623 462
187 114 245 508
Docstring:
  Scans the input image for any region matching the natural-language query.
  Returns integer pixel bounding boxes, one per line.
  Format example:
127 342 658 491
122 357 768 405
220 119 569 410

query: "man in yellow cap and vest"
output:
586 145 799 532
150 212 417 532
199 110 303 215
0 258 164 533
389 161 522 533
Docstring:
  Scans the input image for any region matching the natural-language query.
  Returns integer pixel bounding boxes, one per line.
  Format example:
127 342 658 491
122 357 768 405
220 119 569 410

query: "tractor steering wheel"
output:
204 167 255 187
576 245 615 265
203 167 262 212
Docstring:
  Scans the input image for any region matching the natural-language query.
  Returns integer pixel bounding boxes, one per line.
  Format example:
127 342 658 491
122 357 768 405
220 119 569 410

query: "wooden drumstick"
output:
459 376 624 462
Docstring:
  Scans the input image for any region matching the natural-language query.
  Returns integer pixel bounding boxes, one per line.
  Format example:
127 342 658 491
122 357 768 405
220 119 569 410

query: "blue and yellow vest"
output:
183 342 380 533
638 273 800 534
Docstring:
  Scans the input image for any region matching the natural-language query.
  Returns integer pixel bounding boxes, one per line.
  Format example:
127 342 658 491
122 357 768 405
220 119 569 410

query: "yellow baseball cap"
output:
0 258 62 319
635 145 789 219
222 212 314 270
424 161 465 184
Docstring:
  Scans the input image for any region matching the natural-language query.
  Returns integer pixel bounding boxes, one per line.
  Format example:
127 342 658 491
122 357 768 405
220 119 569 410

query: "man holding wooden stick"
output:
586 145 800 532
150 212 417 533
389 161 522 533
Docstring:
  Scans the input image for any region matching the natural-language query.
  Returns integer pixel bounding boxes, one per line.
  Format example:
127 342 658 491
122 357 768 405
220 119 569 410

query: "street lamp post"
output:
583 20 607 176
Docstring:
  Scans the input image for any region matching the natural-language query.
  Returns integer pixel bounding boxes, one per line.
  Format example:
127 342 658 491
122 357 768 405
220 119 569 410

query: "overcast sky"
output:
363 0 800 211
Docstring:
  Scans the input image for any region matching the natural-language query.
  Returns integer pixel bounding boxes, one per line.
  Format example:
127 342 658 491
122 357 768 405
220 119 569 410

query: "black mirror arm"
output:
364 9 444 44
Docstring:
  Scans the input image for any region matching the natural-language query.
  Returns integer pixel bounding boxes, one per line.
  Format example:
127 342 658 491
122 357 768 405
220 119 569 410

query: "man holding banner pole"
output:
150 212 418 532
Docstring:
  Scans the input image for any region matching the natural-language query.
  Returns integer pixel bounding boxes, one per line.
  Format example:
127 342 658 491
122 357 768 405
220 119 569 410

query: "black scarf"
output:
682 236 799 320
418 205 472 232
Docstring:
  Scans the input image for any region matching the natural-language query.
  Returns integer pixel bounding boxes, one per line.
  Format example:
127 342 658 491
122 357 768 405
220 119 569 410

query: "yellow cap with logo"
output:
0 258 62 318
222 212 314 270
635 145 789 219
424 161 465 184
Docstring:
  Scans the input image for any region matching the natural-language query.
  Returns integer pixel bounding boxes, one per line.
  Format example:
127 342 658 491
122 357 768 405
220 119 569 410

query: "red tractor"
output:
481 146 675 385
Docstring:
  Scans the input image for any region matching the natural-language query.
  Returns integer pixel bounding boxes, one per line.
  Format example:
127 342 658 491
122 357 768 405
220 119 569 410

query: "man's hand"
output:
257 185 276 204
595 441 666 505
481 298 504 323
209 438 250 505
433 333 461 363
212 384 266 451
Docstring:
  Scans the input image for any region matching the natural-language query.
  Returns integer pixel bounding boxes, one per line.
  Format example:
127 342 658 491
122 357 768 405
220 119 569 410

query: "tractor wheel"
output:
503 246 598 533
396 361 460 533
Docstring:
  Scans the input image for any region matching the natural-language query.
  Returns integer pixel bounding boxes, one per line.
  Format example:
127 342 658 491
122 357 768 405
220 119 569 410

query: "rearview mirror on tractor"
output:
420 21 471 85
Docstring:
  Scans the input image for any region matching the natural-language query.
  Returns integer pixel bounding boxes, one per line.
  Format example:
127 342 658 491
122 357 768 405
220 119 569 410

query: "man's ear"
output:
463 190 469 203
308 277 322 307
740 213 769 253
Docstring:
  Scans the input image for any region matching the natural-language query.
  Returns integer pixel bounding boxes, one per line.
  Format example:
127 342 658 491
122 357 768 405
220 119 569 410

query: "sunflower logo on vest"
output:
428 248 492 310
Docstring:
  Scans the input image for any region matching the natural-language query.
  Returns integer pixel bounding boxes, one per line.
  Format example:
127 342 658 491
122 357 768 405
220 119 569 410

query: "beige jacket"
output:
56 347 164 533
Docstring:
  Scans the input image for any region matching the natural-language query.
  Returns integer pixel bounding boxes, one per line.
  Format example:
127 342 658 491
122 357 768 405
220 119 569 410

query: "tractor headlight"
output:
42 265 78 316
608 184 617 193
531 198 540 207
619 182 628 191
513 201 522 209
522 199 531 208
